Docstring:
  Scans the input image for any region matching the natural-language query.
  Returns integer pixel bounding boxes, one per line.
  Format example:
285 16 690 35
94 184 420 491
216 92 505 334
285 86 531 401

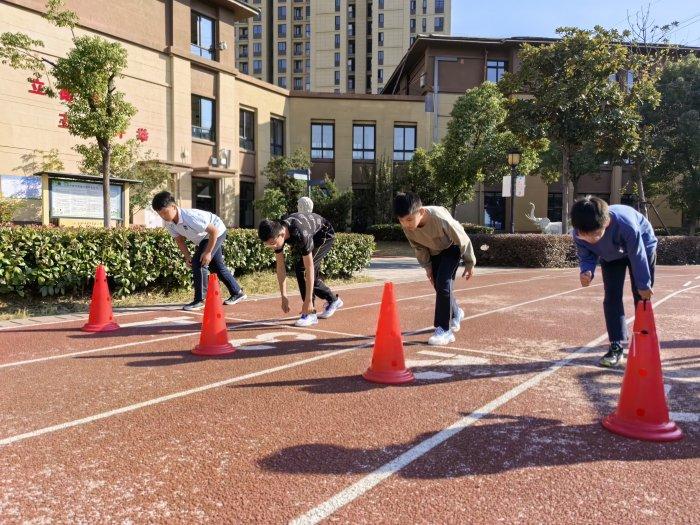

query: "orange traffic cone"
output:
192 273 236 356
363 282 414 384
602 300 683 442
82 264 120 332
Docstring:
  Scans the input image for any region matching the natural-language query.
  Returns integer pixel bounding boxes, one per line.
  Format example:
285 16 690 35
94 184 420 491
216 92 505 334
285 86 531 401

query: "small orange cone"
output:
192 273 236 356
363 282 414 384
82 264 120 332
602 300 683 442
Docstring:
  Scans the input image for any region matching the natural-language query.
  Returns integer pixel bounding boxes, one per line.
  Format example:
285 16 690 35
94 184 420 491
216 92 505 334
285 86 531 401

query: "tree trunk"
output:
101 143 111 228
561 146 571 233
451 196 458 217
636 162 648 217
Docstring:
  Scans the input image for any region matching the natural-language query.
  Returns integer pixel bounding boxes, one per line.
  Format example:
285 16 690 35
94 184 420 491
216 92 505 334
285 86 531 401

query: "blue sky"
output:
451 0 700 46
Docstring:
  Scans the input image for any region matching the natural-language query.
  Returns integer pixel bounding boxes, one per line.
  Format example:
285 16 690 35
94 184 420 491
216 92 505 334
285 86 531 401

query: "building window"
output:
278 76 287 88
378 32 384 46
335 34 341 48
306 5 310 18
311 123 334 159
379 13 384 28
348 23 355 36
253 25 262 39
192 95 215 141
253 59 262 74
547 193 562 222
348 4 355 18
393 125 416 161
294 42 303 55
278 58 287 73
191 12 215 59
335 15 341 30
349 41 355 55
334 52 341 67
305 78 310 91
434 17 444 31
334 70 340 85
335 0 341 12
253 42 262 56
378 69 384 83
239 44 248 58
367 20 373 34
435 0 445 13
278 41 287 55
239 26 248 40
484 192 505 230
486 60 508 83
422 0 427 14
410 18 416 33
410 0 416 14
422 18 427 32
379 0 385 8
271 117 285 156
239 182 255 228
348 57 355 72
348 77 355 91
278 5 286 20
239 109 255 151
305 41 310 56
353 124 375 160
294 25 303 38
294 59 303 73
410 36 416 45
240 62 249 74
305 24 311 37
294 77 303 90
278 23 287 37
294 6 303 20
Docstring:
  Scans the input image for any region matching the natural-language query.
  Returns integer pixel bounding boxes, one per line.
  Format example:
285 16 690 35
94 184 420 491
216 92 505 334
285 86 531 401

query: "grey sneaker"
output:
295 313 318 327
428 327 456 346
599 342 624 368
183 301 204 311
318 297 344 319
450 308 465 332
224 291 247 306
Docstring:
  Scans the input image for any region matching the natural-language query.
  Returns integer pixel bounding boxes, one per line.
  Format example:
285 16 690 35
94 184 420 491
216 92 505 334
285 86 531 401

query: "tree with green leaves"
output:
646 55 700 233
310 177 353 232
260 148 311 213
397 147 449 207
77 139 171 219
254 188 287 220
502 27 647 231
436 82 542 215
1 0 136 227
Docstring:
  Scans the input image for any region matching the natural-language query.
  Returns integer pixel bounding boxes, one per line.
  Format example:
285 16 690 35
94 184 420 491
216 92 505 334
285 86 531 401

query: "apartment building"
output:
0 0 429 228
235 0 451 94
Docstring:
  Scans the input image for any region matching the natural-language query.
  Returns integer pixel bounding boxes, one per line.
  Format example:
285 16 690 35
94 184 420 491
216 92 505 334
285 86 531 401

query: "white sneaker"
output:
428 326 455 346
295 313 318 327
318 297 344 319
450 308 465 332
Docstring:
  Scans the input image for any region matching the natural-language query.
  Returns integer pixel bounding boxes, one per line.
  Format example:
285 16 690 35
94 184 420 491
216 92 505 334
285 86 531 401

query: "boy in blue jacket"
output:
571 196 657 367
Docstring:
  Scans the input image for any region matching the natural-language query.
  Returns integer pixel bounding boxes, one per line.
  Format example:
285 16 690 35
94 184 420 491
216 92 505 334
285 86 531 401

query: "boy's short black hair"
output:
394 192 422 218
152 191 176 211
571 195 610 232
258 219 285 242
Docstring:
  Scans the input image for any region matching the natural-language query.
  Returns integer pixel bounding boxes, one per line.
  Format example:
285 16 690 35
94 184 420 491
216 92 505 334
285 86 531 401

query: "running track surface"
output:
0 267 698 523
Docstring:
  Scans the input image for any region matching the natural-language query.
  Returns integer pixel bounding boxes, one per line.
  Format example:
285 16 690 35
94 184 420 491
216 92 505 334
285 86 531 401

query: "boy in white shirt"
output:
152 191 246 311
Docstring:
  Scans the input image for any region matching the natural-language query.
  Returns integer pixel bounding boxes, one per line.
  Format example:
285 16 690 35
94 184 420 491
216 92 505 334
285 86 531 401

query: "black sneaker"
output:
223 291 247 306
183 300 204 311
599 342 624 368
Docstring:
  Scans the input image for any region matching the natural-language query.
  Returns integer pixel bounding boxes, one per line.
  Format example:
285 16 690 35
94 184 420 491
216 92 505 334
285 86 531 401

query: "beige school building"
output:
0 1 692 232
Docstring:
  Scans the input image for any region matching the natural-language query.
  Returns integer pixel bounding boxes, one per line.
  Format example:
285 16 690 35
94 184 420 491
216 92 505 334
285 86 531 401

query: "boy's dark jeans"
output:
295 234 336 305
430 244 461 331
192 232 241 303
600 250 656 343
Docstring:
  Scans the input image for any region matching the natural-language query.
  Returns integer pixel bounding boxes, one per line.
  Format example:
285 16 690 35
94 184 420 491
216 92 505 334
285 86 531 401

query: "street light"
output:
507 149 521 234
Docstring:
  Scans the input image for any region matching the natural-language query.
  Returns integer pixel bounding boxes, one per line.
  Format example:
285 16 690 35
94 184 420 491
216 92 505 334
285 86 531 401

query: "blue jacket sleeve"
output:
621 225 652 290
574 237 599 276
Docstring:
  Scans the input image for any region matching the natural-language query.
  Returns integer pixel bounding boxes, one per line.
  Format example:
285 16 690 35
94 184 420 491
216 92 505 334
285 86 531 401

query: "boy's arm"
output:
621 225 653 292
199 224 220 266
275 252 291 313
574 237 598 284
174 236 192 265
441 218 476 271
301 253 315 314
406 237 431 268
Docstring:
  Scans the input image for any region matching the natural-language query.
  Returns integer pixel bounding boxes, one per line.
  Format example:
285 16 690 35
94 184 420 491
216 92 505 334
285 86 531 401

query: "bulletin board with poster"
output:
49 179 123 220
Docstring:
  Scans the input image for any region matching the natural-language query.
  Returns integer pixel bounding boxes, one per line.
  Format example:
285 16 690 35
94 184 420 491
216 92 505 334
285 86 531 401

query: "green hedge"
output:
0 226 374 298
470 234 699 268
368 222 494 241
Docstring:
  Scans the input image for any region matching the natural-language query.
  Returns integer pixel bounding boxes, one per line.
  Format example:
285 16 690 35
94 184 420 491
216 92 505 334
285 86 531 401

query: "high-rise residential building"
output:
235 0 451 93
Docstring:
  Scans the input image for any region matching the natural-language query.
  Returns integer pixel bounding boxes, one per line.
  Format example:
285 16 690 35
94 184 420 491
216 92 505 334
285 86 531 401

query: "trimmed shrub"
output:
470 234 578 268
0 226 374 298
656 236 700 265
368 222 494 242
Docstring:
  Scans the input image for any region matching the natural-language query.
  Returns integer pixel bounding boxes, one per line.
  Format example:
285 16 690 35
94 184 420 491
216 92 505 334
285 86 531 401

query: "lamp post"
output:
507 149 521 234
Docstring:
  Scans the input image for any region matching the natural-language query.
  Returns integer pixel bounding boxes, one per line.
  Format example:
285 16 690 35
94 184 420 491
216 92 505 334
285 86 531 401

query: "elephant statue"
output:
297 196 314 213
525 202 567 234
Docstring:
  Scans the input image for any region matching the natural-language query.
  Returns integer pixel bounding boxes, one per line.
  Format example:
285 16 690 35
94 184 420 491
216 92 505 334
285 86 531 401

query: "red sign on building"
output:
58 112 69 128
136 128 149 142
28 78 47 95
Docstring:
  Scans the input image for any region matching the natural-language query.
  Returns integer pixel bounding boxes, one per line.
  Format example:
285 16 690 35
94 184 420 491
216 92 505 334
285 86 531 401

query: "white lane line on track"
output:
669 412 700 423
683 280 692 287
289 284 700 525
0 310 167 332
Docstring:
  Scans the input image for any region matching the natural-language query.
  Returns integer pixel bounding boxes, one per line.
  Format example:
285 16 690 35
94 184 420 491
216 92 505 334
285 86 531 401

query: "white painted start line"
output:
289 284 700 525
117 316 195 328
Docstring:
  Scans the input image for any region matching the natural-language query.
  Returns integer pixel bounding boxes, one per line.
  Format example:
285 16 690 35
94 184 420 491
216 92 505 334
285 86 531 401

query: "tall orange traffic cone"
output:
363 282 414 384
82 264 120 332
192 273 236 356
602 300 683 441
